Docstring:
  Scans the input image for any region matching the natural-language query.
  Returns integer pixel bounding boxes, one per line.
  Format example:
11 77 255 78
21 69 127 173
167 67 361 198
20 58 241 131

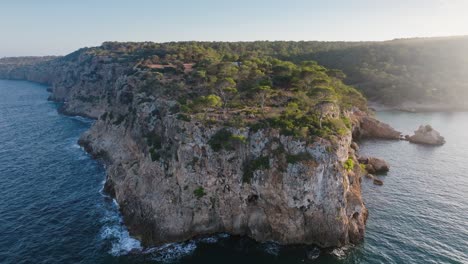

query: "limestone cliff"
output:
0 48 370 248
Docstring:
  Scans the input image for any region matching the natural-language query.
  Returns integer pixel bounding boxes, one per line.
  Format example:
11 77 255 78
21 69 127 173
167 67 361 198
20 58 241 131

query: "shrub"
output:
243 156 270 183
149 148 160 161
230 134 247 144
360 163 367 173
249 121 269 132
286 152 313 164
146 132 162 149
224 116 246 128
194 187 206 199
208 128 246 152
208 129 232 151
344 158 355 172
325 118 349 136
177 113 191 122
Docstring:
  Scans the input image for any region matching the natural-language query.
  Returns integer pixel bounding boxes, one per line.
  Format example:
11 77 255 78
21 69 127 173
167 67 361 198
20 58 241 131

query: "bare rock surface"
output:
408 125 445 145
359 116 401 139
351 109 402 140
359 156 389 174
373 179 383 186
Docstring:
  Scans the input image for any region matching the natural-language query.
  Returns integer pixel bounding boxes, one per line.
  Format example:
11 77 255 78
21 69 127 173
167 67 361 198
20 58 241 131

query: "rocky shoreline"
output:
0 51 407 249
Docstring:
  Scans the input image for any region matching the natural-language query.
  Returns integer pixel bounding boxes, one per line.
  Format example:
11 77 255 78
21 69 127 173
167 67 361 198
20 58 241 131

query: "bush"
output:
208 128 246 152
286 152 313 164
149 148 161 161
230 134 247 143
146 132 162 149
194 187 206 199
177 113 191 122
360 163 367 173
344 158 355 172
327 118 349 136
243 156 270 183
249 121 269 132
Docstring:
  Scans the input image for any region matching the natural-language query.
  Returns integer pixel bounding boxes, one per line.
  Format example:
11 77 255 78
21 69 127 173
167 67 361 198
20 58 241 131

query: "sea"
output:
0 80 466 264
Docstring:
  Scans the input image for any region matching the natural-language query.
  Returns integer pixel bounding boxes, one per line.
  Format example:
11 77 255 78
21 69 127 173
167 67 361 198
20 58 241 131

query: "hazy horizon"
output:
1 0 468 57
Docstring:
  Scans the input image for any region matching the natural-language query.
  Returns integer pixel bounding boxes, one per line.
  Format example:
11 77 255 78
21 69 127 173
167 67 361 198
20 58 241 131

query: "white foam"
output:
331 248 345 258
261 241 281 256
330 245 351 259
197 236 219 244
217 233 230 238
306 247 321 260
102 225 142 256
147 241 197 262
196 233 229 244
99 188 142 256
112 199 119 209
98 180 107 196
70 115 94 124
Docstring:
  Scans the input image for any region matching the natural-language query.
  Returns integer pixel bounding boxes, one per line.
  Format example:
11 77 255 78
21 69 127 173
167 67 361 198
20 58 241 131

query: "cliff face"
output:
79 103 367 247
0 52 368 248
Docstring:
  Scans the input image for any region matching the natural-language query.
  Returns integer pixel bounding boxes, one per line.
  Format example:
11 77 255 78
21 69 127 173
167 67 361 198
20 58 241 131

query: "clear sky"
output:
1 0 467 57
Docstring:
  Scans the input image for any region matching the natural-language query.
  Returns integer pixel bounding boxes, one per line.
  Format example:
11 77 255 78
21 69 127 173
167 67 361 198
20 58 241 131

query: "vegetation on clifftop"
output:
74 42 367 142
2 37 468 107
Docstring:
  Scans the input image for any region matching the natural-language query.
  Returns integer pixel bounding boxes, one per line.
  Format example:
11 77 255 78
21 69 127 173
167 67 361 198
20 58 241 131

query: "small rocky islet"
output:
406 125 446 145
0 42 445 250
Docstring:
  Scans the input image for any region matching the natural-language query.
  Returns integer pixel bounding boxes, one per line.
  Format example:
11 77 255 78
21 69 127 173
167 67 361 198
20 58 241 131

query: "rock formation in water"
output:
407 125 445 145
358 156 390 174
351 110 402 140
0 43 405 248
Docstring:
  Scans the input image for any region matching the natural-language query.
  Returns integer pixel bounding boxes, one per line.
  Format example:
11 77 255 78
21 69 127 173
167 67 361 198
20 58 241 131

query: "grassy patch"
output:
344 158 355 172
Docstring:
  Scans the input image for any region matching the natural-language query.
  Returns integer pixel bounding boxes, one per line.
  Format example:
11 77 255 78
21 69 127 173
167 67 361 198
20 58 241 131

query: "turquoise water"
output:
0 80 467 263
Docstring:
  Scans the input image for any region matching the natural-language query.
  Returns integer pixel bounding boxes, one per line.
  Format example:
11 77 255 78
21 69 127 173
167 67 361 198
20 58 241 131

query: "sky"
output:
1 0 467 57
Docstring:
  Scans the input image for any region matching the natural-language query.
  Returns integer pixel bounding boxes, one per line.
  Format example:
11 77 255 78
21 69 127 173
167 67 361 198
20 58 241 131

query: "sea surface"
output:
0 80 467 264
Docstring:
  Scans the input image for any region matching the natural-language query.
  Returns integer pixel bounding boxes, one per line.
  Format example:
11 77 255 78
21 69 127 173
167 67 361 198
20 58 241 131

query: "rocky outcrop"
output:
351 110 402 140
78 101 368 248
407 125 445 145
358 156 389 174
0 50 369 248
373 179 383 186
359 116 401 139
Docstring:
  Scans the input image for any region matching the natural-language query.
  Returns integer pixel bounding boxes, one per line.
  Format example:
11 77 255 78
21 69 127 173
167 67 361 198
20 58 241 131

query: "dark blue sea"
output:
0 80 467 263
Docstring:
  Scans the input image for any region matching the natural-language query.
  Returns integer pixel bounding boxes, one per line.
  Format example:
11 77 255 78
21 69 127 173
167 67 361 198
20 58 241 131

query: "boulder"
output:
368 157 389 173
355 116 401 140
365 164 376 174
358 156 389 174
373 179 384 186
351 142 359 151
408 125 445 145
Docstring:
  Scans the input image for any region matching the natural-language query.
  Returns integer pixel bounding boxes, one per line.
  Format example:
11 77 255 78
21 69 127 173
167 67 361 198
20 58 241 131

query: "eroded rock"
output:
373 179 383 186
351 110 401 140
408 125 445 145
359 156 389 174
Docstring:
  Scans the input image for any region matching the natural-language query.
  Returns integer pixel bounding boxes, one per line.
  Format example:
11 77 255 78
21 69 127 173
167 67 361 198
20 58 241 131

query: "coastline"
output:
368 101 468 113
